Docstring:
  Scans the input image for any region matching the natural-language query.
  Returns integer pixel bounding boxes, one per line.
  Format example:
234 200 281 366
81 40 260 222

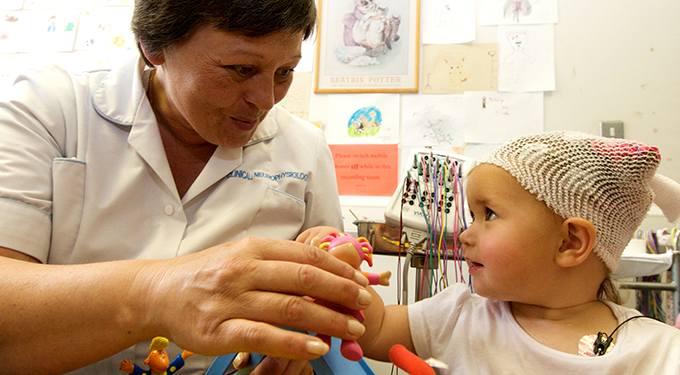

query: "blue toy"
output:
205 336 375 375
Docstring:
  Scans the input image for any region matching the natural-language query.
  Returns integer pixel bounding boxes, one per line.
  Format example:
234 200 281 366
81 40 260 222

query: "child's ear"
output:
556 217 596 268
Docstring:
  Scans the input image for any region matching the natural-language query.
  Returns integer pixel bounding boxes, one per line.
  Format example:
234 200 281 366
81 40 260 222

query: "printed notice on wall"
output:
329 144 398 196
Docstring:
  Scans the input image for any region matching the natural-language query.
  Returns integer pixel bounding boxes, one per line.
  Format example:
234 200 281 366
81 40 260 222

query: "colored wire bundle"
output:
396 152 469 301
634 230 666 322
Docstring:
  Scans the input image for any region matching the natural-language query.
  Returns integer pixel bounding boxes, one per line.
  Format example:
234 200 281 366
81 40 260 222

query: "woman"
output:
0 1 369 374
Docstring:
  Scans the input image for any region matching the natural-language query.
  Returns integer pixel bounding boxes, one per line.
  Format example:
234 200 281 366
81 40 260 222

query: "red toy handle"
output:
389 345 435 375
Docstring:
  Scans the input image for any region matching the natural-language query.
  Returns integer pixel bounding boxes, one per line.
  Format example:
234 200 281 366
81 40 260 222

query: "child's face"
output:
460 164 565 303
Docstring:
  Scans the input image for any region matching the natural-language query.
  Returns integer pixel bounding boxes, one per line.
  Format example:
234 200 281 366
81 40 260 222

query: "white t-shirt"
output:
0 53 343 374
409 283 680 374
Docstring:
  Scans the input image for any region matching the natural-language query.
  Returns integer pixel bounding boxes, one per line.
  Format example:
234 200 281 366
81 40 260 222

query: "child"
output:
358 131 680 374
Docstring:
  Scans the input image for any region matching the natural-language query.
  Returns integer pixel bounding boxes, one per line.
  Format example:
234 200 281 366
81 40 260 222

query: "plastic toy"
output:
205 334 377 375
119 336 193 375
313 232 391 361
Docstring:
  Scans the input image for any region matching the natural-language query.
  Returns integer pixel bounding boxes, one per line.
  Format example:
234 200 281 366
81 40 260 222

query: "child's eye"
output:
485 208 497 221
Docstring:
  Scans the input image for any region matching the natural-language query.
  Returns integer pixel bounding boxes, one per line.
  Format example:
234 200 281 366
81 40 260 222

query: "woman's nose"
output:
244 75 276 111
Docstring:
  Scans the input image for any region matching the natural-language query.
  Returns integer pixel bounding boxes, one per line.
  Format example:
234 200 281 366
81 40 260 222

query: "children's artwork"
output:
16 9 81 52
315 0 420 92
0 0 24 10
480 0 558 25
74 6 134 51
329 144 399 196
421 0 475 44
325 93 400 144
498 24 555 92
463 91 543 144
0 12 23 53
83 0 132 5
279 71 312 120
400 93 464 148
23 0 84 9
421 43 498 94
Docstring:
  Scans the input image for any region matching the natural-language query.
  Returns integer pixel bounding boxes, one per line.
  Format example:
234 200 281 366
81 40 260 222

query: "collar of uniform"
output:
91 53 147 127
243 106 279 147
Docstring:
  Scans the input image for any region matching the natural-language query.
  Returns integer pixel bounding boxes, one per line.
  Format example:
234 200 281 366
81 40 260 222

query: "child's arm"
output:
357 286 414 362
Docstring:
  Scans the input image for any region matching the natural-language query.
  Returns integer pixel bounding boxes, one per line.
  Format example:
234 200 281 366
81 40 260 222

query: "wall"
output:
343 0 680 232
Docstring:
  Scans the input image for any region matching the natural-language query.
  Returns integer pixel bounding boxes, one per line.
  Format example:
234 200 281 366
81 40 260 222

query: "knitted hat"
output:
481 131 661 272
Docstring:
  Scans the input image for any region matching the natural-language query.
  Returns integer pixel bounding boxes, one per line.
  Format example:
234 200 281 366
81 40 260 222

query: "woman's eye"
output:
231 66 254 76
278 68 294 79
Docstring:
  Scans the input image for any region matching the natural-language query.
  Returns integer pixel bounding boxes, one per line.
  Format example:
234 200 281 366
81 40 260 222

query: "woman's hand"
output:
135 237 371 360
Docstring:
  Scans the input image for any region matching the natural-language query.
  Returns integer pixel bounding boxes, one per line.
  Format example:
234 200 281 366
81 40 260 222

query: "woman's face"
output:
152 25 304 148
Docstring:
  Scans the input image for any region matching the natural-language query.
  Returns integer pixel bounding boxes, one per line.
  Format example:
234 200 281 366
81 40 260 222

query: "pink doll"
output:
313 232 391 361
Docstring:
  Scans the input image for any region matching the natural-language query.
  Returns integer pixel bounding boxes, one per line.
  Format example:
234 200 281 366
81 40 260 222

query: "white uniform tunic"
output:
0 54 343 374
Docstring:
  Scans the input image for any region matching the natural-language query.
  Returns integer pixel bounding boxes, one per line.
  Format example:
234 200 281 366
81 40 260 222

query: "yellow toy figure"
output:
119 336 193 375
313 232 391 361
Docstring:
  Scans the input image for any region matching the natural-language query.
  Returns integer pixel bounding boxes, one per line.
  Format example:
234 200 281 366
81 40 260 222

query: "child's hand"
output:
119 360 134 373
296 226 342 245
378 270 392 286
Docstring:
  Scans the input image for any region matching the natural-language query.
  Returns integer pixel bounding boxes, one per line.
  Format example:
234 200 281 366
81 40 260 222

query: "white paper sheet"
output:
0 0 24 10
463 91 543 143
279 71 313 120
74 7 134 51
325 93 400 144
479 0 558 25
16 9 81 52
401 93 465 147
23 0 84 9
421 0 476 44
421 43 499 94
498 24 555 92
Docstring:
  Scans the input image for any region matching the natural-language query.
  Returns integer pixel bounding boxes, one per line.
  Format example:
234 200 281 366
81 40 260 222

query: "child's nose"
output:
458 227 472 246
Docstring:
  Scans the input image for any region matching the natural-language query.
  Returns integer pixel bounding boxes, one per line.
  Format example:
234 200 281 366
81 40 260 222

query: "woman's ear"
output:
555 217 596 268
139 42 165 66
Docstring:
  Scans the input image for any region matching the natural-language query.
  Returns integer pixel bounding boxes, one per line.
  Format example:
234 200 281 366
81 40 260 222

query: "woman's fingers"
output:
198 319 330 359
219 290 367 341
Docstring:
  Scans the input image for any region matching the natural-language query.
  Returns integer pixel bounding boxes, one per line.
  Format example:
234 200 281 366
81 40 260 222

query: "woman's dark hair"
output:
131 0 317 67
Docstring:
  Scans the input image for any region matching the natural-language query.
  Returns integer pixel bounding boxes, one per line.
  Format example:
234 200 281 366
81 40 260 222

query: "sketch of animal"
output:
424 55 468 92
445 56 467 85
351 7 401 57
384 15 401 50
503 0 532 22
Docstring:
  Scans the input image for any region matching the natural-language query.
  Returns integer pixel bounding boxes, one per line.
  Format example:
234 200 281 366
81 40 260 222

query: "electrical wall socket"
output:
600 121 624 138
